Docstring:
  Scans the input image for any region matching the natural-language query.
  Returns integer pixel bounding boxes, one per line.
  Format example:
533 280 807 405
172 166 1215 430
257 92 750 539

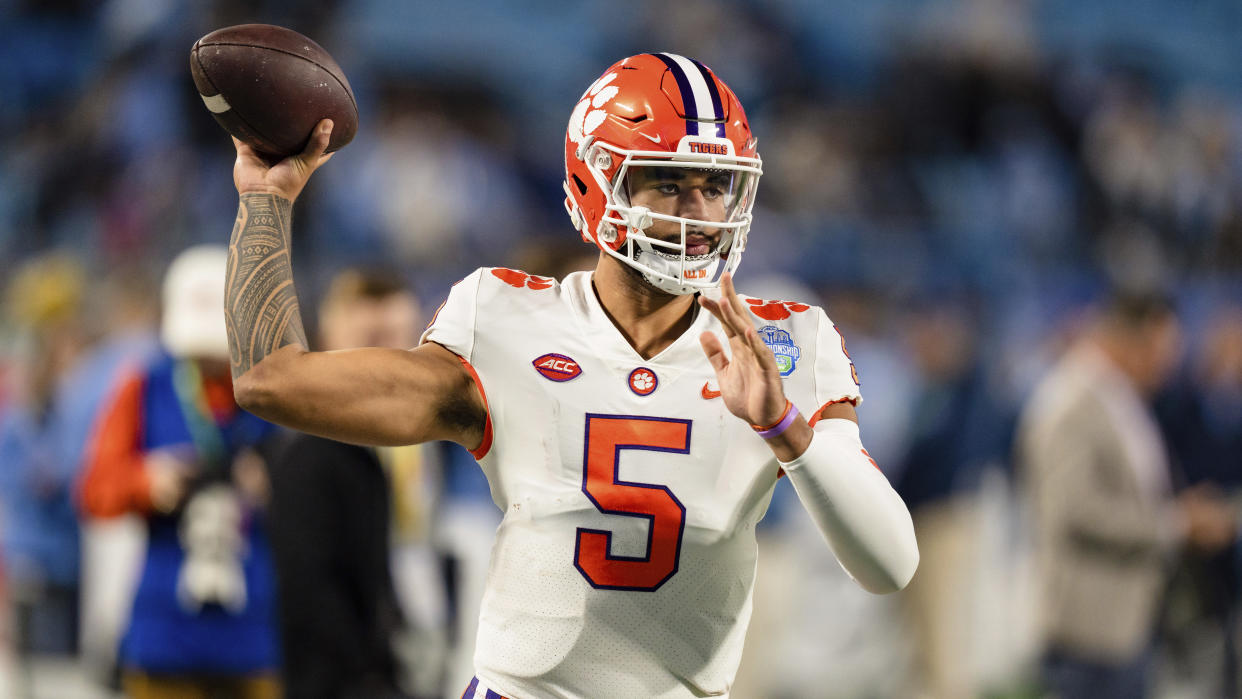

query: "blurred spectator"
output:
892 298 1011 698
267 267 418 699
80 246 281 699
313 83 534 294
1155 304 1242 696
65 268 160 688
1016 292 1236 699
0 254 88 669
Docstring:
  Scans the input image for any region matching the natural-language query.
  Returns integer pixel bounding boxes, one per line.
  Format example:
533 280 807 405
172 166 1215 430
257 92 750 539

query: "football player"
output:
223 53 918 698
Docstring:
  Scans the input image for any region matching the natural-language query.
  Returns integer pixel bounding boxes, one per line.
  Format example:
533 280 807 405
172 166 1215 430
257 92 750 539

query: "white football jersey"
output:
421 267 861 699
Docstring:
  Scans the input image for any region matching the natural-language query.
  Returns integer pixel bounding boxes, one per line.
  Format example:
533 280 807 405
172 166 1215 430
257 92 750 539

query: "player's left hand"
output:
698 273 789 428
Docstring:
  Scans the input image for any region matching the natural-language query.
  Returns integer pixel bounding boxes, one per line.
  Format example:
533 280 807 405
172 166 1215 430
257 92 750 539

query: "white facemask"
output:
572 140 761 296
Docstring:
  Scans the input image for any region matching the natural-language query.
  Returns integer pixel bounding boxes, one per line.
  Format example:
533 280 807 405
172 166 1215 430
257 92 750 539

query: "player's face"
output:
626 167 734 255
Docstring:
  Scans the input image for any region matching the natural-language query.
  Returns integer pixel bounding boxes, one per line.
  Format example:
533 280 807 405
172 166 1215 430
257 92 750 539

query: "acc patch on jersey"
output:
533 353 582 382
758 326 801 377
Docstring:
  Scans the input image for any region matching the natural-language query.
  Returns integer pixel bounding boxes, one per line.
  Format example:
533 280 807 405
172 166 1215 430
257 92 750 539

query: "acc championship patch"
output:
758 326 801 377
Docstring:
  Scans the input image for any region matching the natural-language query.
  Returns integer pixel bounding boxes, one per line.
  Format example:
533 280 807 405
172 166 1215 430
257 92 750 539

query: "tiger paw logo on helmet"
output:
562 53 762 297
567 72 621 145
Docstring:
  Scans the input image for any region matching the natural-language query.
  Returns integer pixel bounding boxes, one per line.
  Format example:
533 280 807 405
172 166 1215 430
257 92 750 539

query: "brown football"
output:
190 24 357 157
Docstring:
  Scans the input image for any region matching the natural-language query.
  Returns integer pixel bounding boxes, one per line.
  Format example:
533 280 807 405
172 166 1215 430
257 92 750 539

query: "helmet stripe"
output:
650 53 700 135
652 53 723 137
688 58 727 138
662 53 719 135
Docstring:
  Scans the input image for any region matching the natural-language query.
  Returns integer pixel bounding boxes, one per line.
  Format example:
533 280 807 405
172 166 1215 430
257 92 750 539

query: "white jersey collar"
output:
562 270 718 369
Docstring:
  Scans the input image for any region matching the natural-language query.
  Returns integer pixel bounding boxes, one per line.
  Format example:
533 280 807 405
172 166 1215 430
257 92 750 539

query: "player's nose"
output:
677 187 711 220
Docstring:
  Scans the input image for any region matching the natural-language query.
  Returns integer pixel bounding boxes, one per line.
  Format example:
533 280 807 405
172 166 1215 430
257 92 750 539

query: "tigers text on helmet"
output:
563 53 762 295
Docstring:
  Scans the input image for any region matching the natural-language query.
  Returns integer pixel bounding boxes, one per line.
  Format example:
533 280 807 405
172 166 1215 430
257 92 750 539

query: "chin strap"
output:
634 249 722 295
779 418 920 594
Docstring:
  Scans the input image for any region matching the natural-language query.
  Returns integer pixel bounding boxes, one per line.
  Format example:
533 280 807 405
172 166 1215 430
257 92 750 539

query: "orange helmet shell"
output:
564 53 759 252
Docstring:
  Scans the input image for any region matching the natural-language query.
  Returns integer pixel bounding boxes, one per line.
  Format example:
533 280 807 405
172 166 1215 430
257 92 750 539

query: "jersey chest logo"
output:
533 353 582 382
628 367 658 396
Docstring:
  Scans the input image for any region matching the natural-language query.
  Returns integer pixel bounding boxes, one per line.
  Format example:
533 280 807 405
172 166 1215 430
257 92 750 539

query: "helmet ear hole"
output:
572 174 588 196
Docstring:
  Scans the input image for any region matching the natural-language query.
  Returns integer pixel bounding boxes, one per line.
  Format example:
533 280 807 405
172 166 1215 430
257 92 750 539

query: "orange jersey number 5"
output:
574 414 691 591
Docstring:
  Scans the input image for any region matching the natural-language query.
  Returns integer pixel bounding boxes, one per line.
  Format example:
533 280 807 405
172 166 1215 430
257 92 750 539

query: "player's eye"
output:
656 183 680 195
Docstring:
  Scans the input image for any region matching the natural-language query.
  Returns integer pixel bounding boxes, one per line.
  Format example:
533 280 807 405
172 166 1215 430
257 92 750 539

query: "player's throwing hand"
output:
232 118 335 202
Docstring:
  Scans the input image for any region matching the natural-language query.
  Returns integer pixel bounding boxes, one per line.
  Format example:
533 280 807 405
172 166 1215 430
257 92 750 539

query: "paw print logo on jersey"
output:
567 72 620 146
744 298 811 321
491 268 554 290
628 367 658 396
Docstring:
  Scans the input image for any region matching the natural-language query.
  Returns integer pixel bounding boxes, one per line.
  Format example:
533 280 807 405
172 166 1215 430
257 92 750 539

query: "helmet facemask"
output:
581 139 761 295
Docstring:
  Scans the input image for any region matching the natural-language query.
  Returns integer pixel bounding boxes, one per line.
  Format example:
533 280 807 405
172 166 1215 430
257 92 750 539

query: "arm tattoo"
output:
225 193 308 379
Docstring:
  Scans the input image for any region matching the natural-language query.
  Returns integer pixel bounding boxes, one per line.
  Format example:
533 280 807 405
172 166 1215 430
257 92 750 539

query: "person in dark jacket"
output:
1155 306 1242 696
267 268 422 699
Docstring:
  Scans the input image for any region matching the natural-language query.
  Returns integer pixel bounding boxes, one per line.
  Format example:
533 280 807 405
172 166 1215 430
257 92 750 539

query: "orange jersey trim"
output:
777 397 861 480
80 370 154 518
806 397 859 427
455 355 494 460
425 297 449 333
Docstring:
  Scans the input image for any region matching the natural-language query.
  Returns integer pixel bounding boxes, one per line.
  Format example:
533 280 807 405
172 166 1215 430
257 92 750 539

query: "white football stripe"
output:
200 93 231 114
662 53 716 122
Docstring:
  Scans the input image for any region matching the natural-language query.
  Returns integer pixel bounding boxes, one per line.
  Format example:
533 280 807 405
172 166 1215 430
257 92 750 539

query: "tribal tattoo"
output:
225 193 307 379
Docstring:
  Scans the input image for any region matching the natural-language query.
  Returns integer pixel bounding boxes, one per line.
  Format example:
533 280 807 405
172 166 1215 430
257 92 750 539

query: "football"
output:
190 24 357 157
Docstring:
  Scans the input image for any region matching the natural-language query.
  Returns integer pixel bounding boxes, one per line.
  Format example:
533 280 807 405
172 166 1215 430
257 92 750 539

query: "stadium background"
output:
1 0 1240 696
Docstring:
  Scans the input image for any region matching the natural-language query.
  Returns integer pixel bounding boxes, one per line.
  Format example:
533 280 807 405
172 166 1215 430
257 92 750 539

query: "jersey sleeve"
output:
811 308 863 417
419 268 485 361
418 268 496 461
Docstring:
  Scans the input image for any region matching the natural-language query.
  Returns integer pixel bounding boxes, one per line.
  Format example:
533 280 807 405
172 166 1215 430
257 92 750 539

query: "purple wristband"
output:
754 402 800 439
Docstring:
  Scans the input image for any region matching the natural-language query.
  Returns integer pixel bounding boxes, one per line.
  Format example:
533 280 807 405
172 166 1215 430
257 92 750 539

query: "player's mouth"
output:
652 231 717 258
685 233 714 256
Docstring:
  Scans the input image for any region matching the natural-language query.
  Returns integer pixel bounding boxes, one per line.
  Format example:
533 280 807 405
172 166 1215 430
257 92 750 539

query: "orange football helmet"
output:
563 53 762 295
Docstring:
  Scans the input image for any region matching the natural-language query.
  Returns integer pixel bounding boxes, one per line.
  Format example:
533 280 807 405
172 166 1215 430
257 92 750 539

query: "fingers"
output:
747 328 780 374
232 135 284 179
699 275 751 339
714 273 756 340
300 119 333 162
699 330 729 373
232 136 265 165
701 293 766 377
289 119 335 176
706 274 782 376
698 296 737 339
721 273 750 319
719 274 777 372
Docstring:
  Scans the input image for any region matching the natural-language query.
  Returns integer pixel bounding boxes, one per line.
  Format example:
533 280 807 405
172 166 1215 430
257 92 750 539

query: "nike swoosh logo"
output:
701 382 721 400
639 132 662 145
